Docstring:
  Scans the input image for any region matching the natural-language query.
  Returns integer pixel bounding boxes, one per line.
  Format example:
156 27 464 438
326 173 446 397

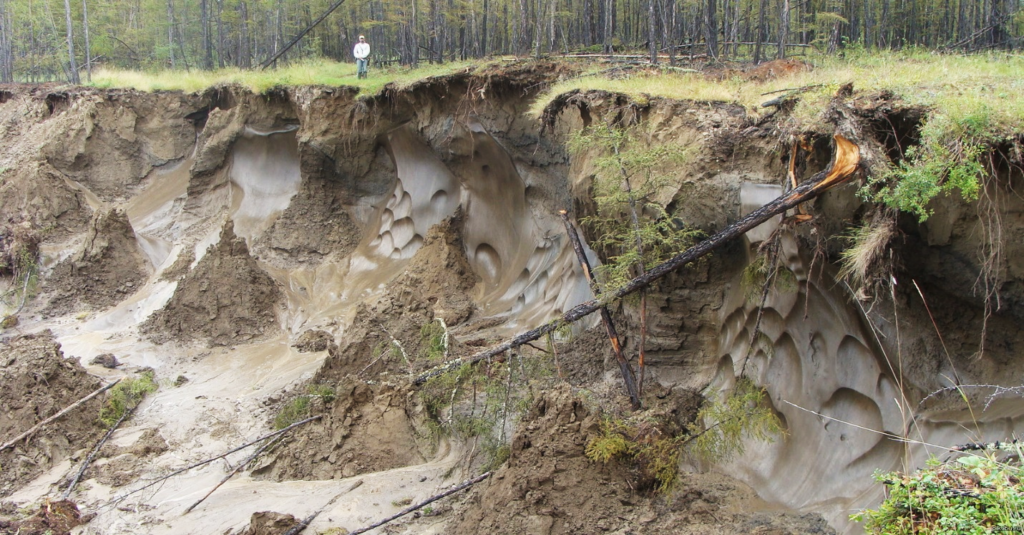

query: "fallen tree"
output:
415 133 861 386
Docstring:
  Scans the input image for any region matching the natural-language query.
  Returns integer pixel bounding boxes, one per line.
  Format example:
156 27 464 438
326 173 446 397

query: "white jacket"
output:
353 42 370 59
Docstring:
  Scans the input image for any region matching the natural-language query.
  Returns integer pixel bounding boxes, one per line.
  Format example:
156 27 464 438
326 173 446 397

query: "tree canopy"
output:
0 0 1021 83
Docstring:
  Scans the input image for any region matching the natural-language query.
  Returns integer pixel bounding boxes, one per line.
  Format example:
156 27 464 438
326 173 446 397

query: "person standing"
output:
353 35 370 79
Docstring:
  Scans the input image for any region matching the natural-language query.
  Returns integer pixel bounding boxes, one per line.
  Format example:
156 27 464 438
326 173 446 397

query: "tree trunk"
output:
704 0 716 58
63 0 79 84
549 0 557 53
0 0 12 83
167 0 176 68
777 0 789 58
216 0 225 68
201 0 212 69
82 0 91 81
482 0 489 55
753 0 766 63
240 1 250 68
603 0 613 52
648 0 656 62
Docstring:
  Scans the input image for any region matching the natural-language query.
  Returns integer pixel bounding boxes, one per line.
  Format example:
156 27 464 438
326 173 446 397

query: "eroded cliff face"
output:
0 63 1021 534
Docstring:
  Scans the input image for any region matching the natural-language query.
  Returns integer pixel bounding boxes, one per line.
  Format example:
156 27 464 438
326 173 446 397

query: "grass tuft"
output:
837 220 896 291
272 383 336 430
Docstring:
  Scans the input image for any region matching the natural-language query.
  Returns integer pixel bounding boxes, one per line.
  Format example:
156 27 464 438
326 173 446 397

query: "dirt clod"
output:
89 353 119 368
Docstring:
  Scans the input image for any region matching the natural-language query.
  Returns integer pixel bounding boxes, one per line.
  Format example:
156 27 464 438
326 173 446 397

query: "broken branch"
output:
183 435 282 514
282 480 364 535
62 402 137 499
109 415 321 504
415 134 860 386
1 378 122 451
348 472 492 535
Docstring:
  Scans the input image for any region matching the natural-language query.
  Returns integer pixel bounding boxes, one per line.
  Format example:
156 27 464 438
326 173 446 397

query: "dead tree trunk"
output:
260 0 348 70
415 134 861 386
559 211 641 410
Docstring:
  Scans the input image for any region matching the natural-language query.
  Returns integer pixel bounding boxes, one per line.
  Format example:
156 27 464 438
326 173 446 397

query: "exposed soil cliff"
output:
0 61 1021 535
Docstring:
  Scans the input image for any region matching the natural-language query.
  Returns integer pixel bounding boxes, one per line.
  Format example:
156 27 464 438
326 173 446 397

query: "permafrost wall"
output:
1 67 1022 534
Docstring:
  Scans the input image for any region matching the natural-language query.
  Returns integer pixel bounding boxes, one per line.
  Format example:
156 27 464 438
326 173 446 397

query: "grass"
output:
86 51 1024 140
532 50 1024 133
272 383 336 430
89 57 490 94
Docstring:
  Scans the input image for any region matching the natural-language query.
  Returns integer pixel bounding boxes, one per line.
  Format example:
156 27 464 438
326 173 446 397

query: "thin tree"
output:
0 0 12 83
167 0 176 69
63 0 79 84
82 0 91 81
777 0 789 58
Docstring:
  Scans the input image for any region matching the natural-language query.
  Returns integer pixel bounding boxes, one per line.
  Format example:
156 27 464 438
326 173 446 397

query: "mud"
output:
449 387 833 535
254 379 432 481
0 331 104 498
44 209 150 315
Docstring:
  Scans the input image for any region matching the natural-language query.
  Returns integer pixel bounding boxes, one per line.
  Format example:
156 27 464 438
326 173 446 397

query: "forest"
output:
0 0 1021 84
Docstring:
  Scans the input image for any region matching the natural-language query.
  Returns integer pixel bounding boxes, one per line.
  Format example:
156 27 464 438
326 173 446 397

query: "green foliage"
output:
272 383 336 430
572 122 703 294
419 350 554 470
686 378 783 464
585 415 686 493
419 319 448 361
866 113 989 222
419 363 476 420
99 372 157 428
853 452 1024 534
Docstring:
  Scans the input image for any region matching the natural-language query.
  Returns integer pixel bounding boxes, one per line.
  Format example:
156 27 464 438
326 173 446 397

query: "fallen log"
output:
1 378 122 451
109 415 321 504
415 133 860 386
183 435 282 514
348 472 492 535
559 211 640 410
282 480 364 535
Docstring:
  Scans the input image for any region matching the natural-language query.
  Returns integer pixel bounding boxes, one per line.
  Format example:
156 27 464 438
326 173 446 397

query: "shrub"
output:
853 451 1024 533
866 113 990 222
585 415 686 493
586 378 782 494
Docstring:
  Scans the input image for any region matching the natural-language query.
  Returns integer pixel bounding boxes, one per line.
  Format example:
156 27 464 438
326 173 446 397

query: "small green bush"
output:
99 372 158 427
419 319 448 361
586 378 782 494
853 452 1024 533
585 416 685 493
272 383 336 429
866 113 989 222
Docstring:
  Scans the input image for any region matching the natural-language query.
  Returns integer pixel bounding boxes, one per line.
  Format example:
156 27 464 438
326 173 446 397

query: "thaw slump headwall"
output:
4 81 1024 535
707 185 1024 532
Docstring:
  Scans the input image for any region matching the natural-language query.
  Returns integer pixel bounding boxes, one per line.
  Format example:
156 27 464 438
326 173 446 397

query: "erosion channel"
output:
1 63 1022 535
